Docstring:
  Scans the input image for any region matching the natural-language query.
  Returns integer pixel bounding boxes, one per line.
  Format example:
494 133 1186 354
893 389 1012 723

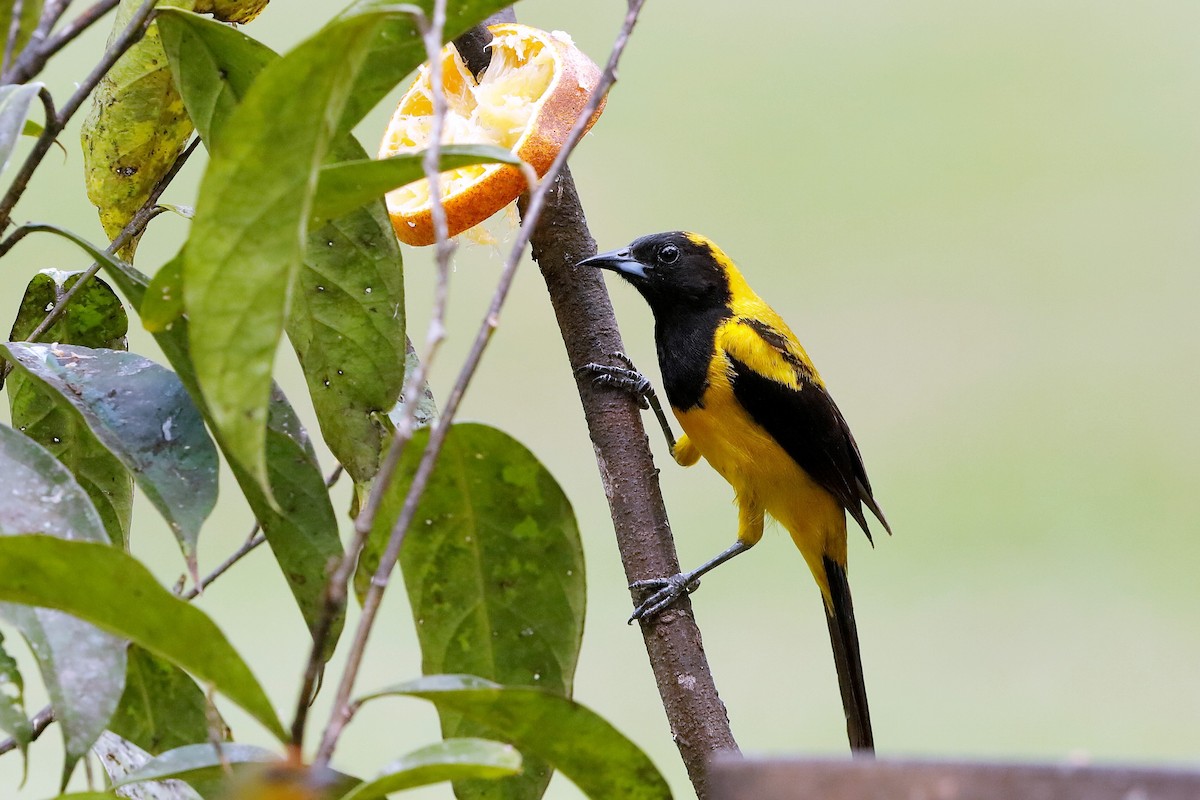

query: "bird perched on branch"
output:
577 231 890 753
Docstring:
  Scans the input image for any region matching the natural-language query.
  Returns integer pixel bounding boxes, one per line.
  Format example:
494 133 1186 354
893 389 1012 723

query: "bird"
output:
577 231 890 753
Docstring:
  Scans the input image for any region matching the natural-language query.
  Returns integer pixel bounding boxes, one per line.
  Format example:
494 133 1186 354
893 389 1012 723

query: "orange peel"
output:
378 23 607 246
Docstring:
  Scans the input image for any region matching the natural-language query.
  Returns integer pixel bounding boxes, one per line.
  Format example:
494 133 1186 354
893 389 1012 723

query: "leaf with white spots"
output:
6 269 134 547
0 423 125 786
161 9 407 487
0 343 218 577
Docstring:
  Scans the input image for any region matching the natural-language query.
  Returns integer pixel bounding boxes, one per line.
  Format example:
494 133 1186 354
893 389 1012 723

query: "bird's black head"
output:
577 231 732 315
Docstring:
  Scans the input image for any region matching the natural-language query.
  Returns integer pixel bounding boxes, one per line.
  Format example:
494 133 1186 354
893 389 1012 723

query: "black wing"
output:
726 349 890 541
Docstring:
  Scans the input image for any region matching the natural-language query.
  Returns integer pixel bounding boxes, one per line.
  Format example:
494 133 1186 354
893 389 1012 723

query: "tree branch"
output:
312 1 647 767
0 0 157 233
458 7 741 798
2 0 25 74
3 0 121 85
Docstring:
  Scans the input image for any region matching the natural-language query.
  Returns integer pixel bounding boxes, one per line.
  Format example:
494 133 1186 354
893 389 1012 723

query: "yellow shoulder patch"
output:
718 316 824 390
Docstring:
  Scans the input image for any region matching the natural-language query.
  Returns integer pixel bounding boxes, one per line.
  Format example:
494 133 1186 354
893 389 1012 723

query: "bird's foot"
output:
627 572 700 624
576 352 653 410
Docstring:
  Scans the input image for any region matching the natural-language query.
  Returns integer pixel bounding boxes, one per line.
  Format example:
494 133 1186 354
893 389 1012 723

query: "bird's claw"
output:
627 572 700 624
576 352 653 410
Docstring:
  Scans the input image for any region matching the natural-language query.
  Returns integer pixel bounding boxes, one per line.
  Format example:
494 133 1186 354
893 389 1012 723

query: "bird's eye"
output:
658 244 680 265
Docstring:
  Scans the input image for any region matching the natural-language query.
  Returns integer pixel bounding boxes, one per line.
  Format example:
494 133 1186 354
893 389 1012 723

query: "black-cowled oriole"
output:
578 231 890 753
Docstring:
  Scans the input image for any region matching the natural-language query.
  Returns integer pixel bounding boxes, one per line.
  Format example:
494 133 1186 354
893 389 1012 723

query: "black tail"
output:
822 555 874 753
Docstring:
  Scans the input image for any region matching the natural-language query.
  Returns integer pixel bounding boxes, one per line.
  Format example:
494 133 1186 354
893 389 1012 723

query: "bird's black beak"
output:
576 248 649 280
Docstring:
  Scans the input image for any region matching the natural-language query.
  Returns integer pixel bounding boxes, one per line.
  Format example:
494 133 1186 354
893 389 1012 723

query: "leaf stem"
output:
312 0 644 768
181 465 344 602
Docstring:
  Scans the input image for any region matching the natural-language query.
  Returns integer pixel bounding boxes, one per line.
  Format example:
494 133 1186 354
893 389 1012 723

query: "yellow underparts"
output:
672 235 847 605
673 378 846 605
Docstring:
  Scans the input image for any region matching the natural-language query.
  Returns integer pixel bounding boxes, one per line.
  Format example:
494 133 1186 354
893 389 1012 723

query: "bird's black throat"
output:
653 303 731 412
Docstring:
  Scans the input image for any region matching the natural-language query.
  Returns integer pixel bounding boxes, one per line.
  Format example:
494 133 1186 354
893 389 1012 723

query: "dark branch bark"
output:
457 15 740 798
522 168 740 799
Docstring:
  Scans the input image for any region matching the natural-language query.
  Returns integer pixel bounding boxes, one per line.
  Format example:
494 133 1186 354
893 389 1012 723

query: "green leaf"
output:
48 794 122 799
0 83 43 175
364 426 585 685
246 396 344 659
13 223 345 650
8 269 129 347
109 645 212 756
330 739 517 800
161 8 409 488
0 422 108 542
339 739 521 800
80 0 198 260
157 9 276 144
360 676 672 800
114 743 359 799
111 742 278 790
0 631 32 769
0 425 124 784
0 535 287 741
140 253 185 333
292 176 405 486
0 343 218 576
181 10 393 494
6 270 134 546
1 606 126 788
311 146 521 223
359 423 584 800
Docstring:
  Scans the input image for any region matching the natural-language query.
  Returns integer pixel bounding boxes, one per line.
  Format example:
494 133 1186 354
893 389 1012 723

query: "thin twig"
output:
0 136 199 385
0 705 52 757
313 0 643 766
181 465 343 602
291 0 456 752
10 0 69 80
9 0 121 84
0 0 158 234
39 0 73 38
2 0 25 74
181 535 265 601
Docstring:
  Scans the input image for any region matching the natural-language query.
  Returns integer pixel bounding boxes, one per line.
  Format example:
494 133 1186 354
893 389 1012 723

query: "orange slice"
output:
378 23 607 246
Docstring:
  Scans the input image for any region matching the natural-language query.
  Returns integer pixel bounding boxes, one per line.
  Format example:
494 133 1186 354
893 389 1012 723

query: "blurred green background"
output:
2 0 1199 797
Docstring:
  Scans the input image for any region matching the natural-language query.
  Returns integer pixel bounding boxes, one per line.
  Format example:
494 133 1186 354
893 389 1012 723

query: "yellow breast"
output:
672 341 848 582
